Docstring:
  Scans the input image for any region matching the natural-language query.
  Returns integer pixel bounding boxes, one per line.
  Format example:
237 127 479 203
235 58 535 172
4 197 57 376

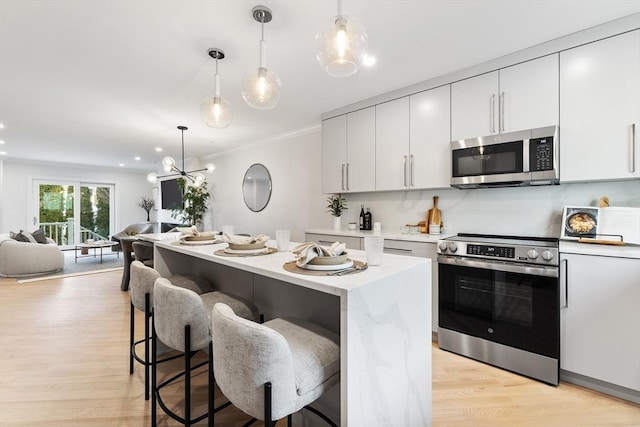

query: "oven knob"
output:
542 250 554 261
527 249 539 259
447 242 458 253
438 241 449 252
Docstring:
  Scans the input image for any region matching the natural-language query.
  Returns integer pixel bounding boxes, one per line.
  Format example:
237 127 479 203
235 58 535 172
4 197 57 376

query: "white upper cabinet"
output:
451 54 559 141
346 107 376 192
375 97 410 191
560 30 640 182
410 85 451 189
322 107 376 193
321 115 347 194
375 86 451 191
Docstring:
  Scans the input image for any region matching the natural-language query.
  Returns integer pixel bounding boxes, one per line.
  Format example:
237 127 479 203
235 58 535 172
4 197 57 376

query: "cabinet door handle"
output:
403 156 408 188
631 123 637 173
384 247 412 254
500 92 505 132
490 94 496 134
561 259 569 308
410 154 415 187
341 164 346 191
346 163 350 190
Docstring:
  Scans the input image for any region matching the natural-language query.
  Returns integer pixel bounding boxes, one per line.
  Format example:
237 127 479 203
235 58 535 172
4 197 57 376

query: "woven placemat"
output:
283 260 368 276
214 247 278 257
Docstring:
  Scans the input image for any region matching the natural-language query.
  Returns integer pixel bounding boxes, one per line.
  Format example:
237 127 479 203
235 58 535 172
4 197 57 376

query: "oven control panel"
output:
467 244 515 258
437 238 558 266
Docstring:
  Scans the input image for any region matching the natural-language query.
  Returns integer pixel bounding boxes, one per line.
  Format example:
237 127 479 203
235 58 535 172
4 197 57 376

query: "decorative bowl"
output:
308 253 349 265
228 242 266 251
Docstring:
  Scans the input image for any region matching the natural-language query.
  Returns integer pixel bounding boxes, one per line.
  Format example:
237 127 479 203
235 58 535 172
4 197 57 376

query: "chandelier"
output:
147 126 215 187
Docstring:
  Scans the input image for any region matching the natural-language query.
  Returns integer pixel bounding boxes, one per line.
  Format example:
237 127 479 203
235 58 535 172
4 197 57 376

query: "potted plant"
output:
171 178 211 229
137 196 155 222
326 194 348 230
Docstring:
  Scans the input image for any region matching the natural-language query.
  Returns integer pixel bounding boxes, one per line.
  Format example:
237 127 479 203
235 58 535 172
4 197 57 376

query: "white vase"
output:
333 216 341 230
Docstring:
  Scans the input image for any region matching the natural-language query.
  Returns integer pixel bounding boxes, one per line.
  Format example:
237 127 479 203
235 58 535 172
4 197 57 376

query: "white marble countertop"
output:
305 228 455 243
559 240 640 259
155 239 431 297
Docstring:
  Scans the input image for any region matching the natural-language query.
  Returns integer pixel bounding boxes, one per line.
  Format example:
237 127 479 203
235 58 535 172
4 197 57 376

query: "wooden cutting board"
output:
427 196 442 228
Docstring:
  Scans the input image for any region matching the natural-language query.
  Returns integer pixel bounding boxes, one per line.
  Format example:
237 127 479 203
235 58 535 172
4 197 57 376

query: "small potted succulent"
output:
326 194 348 230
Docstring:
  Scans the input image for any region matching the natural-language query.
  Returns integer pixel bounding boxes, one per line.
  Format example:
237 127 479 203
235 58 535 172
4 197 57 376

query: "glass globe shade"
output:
193 173 205 187
147 172 158 183
162 157 175 173
200 96 233 128
205 163 216 173
315 15 368 77
242 68 281 110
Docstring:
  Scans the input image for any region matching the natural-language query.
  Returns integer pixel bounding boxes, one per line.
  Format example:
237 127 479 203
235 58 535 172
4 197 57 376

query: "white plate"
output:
223 247 270 254
297 259 353 271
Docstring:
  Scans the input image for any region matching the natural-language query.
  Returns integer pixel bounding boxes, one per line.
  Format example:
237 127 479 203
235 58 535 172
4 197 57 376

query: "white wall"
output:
205 129 327 243
1 159 153 234
209 128 639 241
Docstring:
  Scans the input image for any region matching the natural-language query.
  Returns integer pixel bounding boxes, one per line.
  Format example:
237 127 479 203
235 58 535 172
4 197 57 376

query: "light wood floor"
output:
0 271 638 426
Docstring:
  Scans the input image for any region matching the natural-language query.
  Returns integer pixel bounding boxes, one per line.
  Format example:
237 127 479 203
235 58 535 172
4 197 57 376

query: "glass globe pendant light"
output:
315 0 368 77
242 6 281 110
201 48 233 128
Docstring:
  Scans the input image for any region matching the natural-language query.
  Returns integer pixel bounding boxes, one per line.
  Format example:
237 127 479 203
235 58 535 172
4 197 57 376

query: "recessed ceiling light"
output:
134 156 141 161
0 140 5 145
155 147 163 152
363 55 376 67
0 123 4 129
119 163 125 167
0 151 7 156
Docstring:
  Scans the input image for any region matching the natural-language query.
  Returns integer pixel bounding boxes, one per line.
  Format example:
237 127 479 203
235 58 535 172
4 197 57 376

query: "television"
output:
160 178 183 210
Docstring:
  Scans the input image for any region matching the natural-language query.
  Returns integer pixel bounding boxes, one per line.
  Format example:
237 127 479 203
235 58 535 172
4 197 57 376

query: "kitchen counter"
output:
305 228 455 243
153 239 432 426
560 240 640 259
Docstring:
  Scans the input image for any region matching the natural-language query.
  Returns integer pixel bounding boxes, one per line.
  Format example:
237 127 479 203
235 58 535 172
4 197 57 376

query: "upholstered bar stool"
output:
152 278 260 427
132 240 154 267
129 261 214 400
211 303 341 427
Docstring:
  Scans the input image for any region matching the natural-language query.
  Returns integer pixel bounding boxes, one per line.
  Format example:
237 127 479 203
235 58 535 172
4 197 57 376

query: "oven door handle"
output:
438 255 559 278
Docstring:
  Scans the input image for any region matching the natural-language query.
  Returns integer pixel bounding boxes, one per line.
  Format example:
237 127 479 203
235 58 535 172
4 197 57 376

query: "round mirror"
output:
242 163 272 212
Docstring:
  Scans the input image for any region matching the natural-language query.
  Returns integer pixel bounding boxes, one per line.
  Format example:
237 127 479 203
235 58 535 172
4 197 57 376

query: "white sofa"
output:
0 236 64 277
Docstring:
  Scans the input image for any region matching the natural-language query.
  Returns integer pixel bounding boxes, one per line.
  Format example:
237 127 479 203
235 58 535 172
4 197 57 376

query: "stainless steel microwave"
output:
450 125 559 189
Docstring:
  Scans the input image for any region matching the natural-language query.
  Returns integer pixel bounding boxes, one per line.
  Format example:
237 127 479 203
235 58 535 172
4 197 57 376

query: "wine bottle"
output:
364 208 372 230
359 204 365 230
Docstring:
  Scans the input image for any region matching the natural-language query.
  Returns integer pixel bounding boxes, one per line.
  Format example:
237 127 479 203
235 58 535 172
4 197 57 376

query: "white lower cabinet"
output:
560 252 640 394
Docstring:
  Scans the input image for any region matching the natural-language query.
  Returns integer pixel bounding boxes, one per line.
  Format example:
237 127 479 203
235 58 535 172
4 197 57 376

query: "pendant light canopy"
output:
315 0 368 77
242 6 281 110
201 49 233 128
147 126 215 187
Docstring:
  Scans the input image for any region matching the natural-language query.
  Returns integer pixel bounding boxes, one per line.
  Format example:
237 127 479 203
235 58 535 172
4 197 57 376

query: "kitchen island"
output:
153 239 432 426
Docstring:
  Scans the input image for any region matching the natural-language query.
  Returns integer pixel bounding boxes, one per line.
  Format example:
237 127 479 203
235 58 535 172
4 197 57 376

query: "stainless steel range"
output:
437 233 560 385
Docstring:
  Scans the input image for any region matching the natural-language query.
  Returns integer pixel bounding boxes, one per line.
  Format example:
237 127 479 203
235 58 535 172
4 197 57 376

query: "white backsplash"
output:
342 181 640 238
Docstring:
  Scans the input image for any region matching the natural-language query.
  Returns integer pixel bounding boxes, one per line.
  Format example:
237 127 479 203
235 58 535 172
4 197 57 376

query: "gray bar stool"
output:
210 302 340 427
129 261 214 400
152 278 260 427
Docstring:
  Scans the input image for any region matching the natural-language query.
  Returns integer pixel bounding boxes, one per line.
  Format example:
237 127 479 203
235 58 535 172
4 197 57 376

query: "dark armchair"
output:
111 222 154 251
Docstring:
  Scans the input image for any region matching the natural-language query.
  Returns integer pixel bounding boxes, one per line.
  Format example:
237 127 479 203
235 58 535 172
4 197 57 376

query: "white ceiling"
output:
1 1 639 172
